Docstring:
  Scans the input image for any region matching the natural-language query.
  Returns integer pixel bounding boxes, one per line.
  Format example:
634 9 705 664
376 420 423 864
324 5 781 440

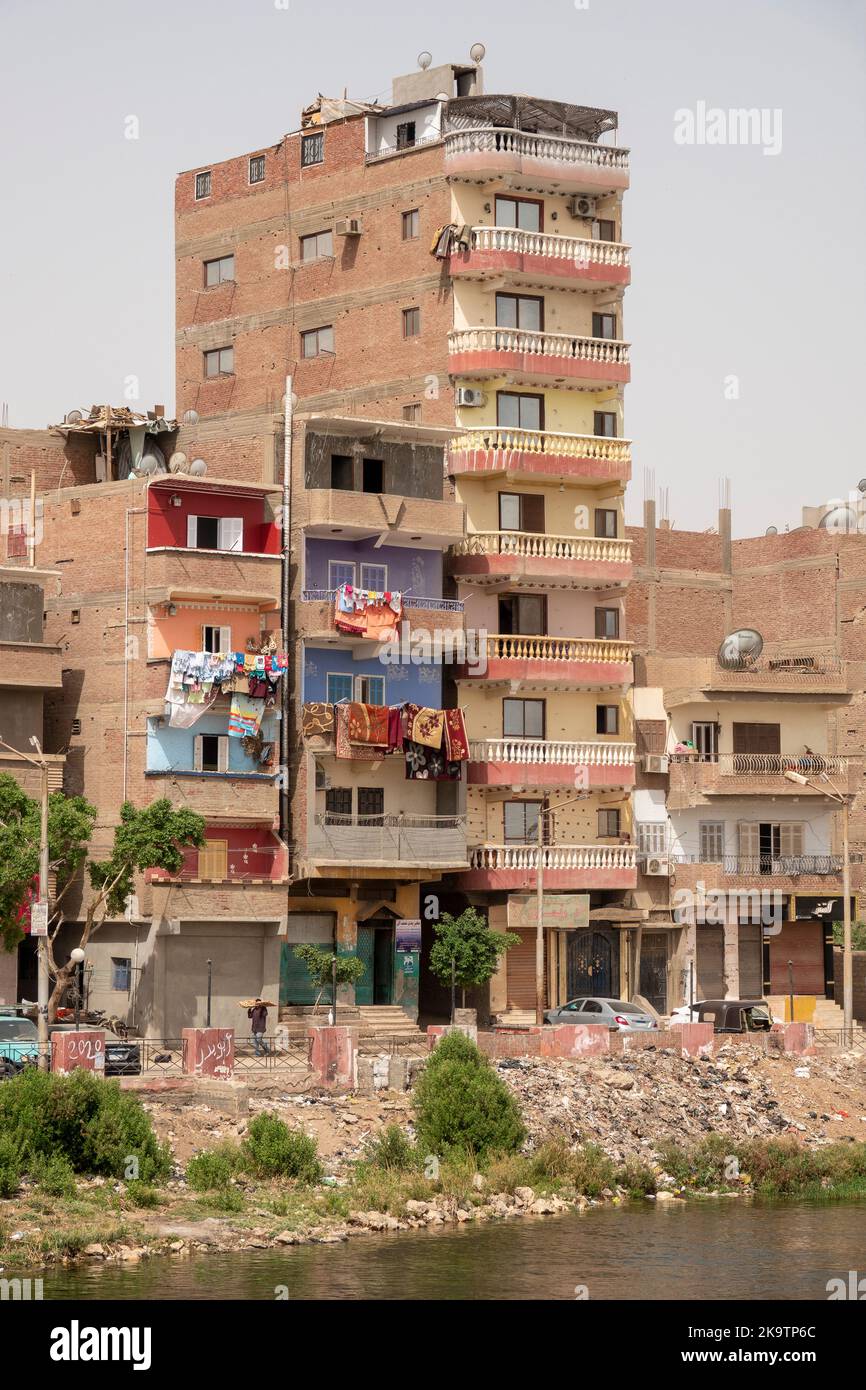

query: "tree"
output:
293 944 367 1014
413 1031 525 1161
832 920 866 952
0 776 205 1019
428 908 520 1010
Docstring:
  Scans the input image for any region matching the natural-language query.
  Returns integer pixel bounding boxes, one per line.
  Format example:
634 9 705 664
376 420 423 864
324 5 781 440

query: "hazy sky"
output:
1 0 863 533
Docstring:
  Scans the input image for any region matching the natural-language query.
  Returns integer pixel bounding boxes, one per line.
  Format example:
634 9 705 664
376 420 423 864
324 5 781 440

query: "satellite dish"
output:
765 525 778 536
470 42 486 63
417 51 432 71
189 458 208 476
182 409 199 426
168 451 188 474
434 92 450 101
137 453 160 475
818 504 857 533
718 629 763 670
858 479 866 494
65 409 83 424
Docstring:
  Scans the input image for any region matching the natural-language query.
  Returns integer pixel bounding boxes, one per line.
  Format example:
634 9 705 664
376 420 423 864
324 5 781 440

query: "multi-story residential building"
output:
172 56 638 1021
628 498 865 1020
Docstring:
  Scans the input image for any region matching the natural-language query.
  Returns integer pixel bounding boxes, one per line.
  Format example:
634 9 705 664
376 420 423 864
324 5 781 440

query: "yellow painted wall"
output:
456 475 624 534
459 686 633 743
453 376 624 436
460 586 625 640
314 754 451 818
453 278 616 338
451 185 622 241
467 786 632 845
671 701 831 753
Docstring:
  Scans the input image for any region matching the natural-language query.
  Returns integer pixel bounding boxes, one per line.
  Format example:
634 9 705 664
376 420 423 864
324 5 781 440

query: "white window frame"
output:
202 624 232 654
355 674 385 706
637 822 667 856
359 563 387 591
194 734 230 774
328 560 356 591
186 515 244 551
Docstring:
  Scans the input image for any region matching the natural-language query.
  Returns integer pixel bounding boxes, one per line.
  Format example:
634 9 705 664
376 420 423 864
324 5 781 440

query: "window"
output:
6 525 27 559
637 823 667 855
595 607 620 639
494 195 542 232
194 734 229 773
301 325 334 357
496 292 543 332
593 218 616 242
498 492 545 533
402 209 420 240
326 673 353 704
598 808 621 837
325 787 352 822
594 411 617 438
204 345 234 378
358 786 385 823
594 508 618 539
71 609 81 624
195 171 211 200
402 306 421 338
592 311 617 340
360 563 387 591
330 455 353 490
111 958 132 992
732 722 781 755
202 624 232 654
301 132 324 167
249 154 266 184
329 560 356 590
596 704 619 735
497 391 544 432
396 121 416 150
498 594 546 636
700 821 725 862
692 721 719 762
300 230 334 262
187 515 243 551
362 458 384 494
503 698 545 739
355 674 385 705
402 402 421 422
504 800 542 844
204 254 235 287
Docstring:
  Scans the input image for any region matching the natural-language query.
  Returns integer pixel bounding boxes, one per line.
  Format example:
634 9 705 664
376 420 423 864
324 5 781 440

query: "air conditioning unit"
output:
644 754 669 774
335 216 363 236
314 763 331 791
568 195 597 218
457 387 487 408
644 856 672 877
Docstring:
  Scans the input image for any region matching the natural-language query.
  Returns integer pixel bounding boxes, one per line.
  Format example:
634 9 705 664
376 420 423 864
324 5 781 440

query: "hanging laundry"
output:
443 707 470 762
407 704 445 749
333 582 402 638
228 692 264 739
430 223 458 259
386 705 404 753
334 703 386 761
302 703 335 738
346 702 389 746
404 740 461 781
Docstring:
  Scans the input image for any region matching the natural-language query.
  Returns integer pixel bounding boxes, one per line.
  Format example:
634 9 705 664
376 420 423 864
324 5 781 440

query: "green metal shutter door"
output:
280 913 336 1006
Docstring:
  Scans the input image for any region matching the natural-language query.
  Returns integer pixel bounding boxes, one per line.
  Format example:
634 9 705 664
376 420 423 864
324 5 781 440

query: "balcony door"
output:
198 839 228 879
732 723 781 755
691 721 718 762
497 391 544 432
738 820 804 872
504 799 544 844
494 195 542 232
498 492 545 534
498 593 547 636
495 292 544 335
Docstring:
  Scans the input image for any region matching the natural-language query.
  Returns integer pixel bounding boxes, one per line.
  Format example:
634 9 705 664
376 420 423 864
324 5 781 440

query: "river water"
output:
33 1199 866 1300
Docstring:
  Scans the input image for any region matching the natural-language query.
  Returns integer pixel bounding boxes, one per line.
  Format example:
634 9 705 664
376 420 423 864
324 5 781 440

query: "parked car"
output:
544 997 658 1033
0 1013 40 1071
668 1002 706 1024
693 999 773 1034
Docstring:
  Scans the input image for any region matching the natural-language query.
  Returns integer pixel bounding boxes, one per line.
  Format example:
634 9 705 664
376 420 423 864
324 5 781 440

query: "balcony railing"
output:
307 812 467 866
469 844 636 872
718 754 847 777
463 225 631 268
453 532 631 565
484 634 632 664
151 842 289 884
451 426 631 465
674 855 843 877
443 127 629 176
449 326 630 367
469 739 635 767
300 590 464 613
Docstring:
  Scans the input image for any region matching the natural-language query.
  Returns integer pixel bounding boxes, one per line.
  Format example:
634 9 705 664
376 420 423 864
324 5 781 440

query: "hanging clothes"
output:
346 702 389 746
228 693 263 739
443 707 470 762
407 704 445 749
404 740 461 781
334 703 386 761
302 702 334 738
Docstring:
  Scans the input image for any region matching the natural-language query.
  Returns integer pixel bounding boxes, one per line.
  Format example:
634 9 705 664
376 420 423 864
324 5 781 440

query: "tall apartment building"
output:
173 57 638 1021
627 500 865 1019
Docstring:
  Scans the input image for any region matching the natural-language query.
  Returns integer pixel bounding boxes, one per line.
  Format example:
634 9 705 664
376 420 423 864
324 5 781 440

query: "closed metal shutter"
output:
280 914 335 1005
507 927 545 1010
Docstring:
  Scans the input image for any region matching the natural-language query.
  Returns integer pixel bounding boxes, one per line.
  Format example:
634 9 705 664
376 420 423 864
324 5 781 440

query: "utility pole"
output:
0 734 51 1068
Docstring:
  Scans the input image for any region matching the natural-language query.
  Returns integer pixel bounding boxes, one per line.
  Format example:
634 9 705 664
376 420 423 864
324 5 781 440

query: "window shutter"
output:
187 515 198 548
738 821 759 858
219 625 232 652
779 822 804 858
521 493 545 534
219 516 244 551
193 736 203 772
217 736 230 773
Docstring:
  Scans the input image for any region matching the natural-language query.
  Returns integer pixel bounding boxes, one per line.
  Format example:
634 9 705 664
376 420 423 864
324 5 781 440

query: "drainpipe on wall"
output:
123 504 147 803
281 377 293 845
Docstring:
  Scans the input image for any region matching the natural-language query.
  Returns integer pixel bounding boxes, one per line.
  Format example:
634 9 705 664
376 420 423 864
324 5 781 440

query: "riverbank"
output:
2 1041 865 1271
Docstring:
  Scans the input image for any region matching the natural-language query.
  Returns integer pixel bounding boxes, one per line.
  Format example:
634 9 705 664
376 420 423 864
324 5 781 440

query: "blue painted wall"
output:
302 647 442 705
146 712 279 773
304 539 442 597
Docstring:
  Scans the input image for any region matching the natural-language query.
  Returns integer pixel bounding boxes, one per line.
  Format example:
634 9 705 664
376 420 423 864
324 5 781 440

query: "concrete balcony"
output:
449 327 630 391
450 531 632 589
459 842 637 891
673 857 844 896
0 640 63 690
302 813 468 877
658 654 850 704
456 633 632 688
667 754 853 809
149 835 289 885
468 739 635 789
448 426 631 487
144 770 279 821
302 489 465 549
145 546 281 608
443 127 629 195
451 226 631 291
298 591 464 648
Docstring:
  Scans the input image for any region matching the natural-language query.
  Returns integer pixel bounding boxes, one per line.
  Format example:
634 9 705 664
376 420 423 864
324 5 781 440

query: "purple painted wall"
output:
304 539 443 597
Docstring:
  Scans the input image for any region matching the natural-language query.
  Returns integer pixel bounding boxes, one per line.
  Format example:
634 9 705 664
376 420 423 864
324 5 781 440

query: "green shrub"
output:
412 1033 525 1163
30 1152 76 1196
125 1182 163 1209
616 1159 657 1198
0 1134 22 1197
0 1066 170 1182
362 1125 420 1172
186 1149 237 1191
196 1188 244 1213
242 1113 322 1183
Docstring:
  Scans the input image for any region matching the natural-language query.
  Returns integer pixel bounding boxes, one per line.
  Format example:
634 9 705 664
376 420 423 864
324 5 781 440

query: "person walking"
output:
247 998 270 1056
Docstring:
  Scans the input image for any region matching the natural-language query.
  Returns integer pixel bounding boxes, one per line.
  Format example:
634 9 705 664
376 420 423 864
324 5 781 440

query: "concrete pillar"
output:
307 1025 358 1089
723 915 740 999
181 1027 235 1078
719 506 732 575
51 1029 106 1075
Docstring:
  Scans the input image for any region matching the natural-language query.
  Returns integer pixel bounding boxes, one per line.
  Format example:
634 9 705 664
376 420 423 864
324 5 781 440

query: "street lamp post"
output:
0 733 51 1068
783 768 853 1037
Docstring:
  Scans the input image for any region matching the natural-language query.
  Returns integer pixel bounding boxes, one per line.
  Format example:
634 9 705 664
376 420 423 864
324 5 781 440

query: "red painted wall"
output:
147 486 279 553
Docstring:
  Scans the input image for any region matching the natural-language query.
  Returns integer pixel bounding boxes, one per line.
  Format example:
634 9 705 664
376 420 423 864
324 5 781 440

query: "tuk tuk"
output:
695 999 773 1034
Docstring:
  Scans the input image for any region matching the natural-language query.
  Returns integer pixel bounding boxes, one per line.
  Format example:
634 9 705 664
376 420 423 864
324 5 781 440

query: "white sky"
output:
0 0 863 534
